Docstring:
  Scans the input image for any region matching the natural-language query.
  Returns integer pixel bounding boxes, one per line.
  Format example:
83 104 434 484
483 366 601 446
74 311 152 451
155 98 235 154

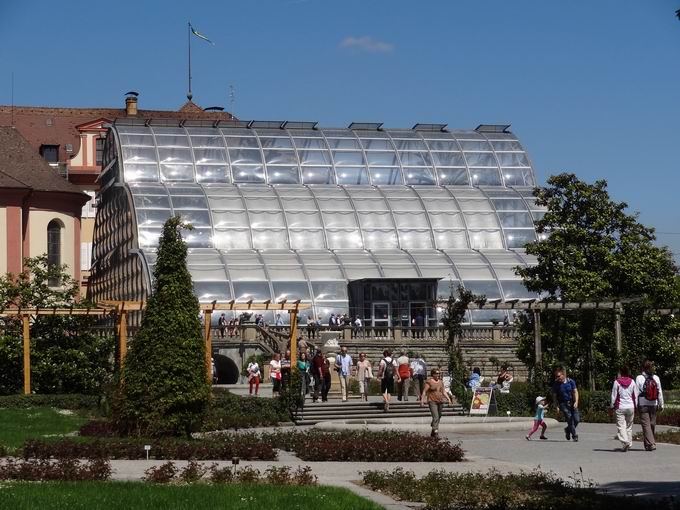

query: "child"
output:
526 396 548 440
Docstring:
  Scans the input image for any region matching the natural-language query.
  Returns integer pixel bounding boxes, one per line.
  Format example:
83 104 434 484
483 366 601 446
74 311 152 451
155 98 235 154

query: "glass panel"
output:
490 140 522 151
399 230 434 249
322 211 358 228
399 151 432 166
497 211 533 228
293 138 326 149
213 229 251 249
463 280 501 299
404 167 436 185
249 210 285 228
139 228 162 247
327 230 363 249
465 153 497 167
301 167 334 184
312 282 348 300
357 211 393 229
252 229 289 249
491 198 527 210
306 265 343 280
342 265 381 279
298 150 330 165
392 139 426 150
393 211 429 229
157 147 192 164
263 149 297 165
505 229 537 248
122 147 157 164
522 168 535 186
326 138 360 149
458 140 492 151
389 198 425 211
432 152 465 166
125 164 159 182
428 211 465 228
496 152 529 167
437 168 469 185
352 198 388 211
285 211 322 228
469 230 504 249
233 282 272 301
434 230 468 249
369 167 401 185
470 168 502 186
259 137 293 148
470 310 506 324
501 280 535 299
224 136 259 148
196 165 229 183
363 230 398 249
212 210 248 228
272 282 310 301
280 197 317 211
170 196 207 209
193 281 232 302
336 167 369 185
289 229 326 250
120 134 154 146
465 213 500 228
133 194 170 209
189 134 225 147
193 148 226 164
426 140 459 151
366 151 399 166
360 139 393 150
229 148 263 164
208 196 244 209
160 164 194 182
181 228 212 247
331 151 364 165
437 280 463 300
232 165 265 183
136 209 171 227
267 166 300 184
177 210 210 227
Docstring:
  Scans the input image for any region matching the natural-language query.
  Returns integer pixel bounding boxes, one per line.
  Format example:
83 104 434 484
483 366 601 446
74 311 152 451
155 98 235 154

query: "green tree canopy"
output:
515 174 680 389
114 216 210 437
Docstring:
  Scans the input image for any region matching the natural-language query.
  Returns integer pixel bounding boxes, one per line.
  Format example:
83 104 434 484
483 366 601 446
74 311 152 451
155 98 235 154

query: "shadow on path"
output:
599 480 680 499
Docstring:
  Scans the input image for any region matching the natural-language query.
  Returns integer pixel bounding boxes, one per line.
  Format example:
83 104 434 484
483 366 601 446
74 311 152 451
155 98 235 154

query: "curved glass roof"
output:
90 122 545 324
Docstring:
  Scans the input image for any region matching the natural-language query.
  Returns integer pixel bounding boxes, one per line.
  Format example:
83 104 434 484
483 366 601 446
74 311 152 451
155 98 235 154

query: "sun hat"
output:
535 396 546 404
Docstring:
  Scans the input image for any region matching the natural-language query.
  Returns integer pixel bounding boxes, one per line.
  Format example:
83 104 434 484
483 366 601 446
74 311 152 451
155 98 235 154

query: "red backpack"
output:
642 375 659 401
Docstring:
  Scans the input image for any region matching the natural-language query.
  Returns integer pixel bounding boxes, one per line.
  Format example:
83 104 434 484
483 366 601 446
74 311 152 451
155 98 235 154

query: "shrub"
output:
79 419 118 437
209 465 235 483
264 466 294 485
179 460 210 483
143 462 178 483
292 465 317 485
0 457 111 481
235 465 261 483
0 393 100 410
21 437 276 461
114 216 211 437
260 430 464 462
202 390 286 430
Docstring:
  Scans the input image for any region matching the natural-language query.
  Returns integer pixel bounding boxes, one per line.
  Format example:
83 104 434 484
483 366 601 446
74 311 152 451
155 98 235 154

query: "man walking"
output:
551 366 579 442
311 349 325 403
635 360 664 451
335 346 353 402
410 353 428 400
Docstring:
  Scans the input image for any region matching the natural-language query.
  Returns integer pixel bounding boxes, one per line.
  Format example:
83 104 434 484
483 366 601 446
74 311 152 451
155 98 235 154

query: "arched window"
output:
47 220 62 287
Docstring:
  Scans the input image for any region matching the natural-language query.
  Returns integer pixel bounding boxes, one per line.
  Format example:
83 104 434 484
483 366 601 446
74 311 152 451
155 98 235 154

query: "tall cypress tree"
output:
114 216 210 437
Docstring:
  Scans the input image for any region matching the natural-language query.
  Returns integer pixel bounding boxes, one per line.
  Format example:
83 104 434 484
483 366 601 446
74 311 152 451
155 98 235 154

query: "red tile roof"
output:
0 102 234 164
0 126 89 198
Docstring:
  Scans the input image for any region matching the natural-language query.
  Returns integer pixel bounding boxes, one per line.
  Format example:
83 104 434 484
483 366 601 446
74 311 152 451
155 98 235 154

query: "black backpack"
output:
383 358 394 378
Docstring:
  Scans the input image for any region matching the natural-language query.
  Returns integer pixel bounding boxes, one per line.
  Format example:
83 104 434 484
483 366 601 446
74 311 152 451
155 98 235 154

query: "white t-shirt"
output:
379 357 397 378
269 359 281 379
611 377 637 410
248 362 261 377
635 373 664 408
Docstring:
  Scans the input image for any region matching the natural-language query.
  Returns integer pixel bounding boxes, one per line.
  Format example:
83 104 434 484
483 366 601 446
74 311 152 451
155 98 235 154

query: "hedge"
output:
201 389 288 431
0 394 100 410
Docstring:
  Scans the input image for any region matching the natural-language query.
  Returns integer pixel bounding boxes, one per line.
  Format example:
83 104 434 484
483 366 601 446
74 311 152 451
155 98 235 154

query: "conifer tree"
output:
114 216 210 436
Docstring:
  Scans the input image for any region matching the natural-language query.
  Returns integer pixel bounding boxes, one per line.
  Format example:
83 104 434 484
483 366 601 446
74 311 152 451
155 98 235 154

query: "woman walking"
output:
357 352 373 401
420 368 452 438
378 349 398 412
269 353 282 396
611 365 638 451
297 352 311 397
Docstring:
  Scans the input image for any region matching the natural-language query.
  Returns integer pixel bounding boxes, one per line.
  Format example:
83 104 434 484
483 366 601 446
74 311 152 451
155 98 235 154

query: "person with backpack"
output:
635 360 665 451
378 349 398 411
551 366 580 442
610 365 638 451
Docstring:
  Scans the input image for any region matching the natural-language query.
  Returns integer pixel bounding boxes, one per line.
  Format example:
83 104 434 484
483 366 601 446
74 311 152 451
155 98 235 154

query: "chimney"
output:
124 91 139 116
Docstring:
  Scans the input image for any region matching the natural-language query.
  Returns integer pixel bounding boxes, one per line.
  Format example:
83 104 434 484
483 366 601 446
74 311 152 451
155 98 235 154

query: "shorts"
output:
381 377 394 394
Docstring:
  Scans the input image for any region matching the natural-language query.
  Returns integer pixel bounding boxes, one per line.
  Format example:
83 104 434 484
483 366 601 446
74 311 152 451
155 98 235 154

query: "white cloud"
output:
339 36 394 54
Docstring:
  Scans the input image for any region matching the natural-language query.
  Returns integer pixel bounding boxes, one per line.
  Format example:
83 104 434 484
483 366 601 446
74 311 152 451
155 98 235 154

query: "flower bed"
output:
0 457 111 481
361 468 678 510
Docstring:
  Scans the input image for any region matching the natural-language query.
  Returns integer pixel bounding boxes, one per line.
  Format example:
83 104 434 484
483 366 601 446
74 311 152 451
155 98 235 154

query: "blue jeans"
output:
559 402 580 438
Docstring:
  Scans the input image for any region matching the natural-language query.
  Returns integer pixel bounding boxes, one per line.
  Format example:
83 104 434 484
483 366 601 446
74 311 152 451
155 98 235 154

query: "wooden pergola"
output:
439 297 644 363
0 299 310 395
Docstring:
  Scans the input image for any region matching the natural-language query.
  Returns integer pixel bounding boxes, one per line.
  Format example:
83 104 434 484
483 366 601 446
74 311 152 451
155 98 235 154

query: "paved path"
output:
110 422 680 507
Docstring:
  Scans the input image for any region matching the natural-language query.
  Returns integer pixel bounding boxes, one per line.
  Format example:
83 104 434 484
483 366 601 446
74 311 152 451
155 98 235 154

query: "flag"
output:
190 23 214 45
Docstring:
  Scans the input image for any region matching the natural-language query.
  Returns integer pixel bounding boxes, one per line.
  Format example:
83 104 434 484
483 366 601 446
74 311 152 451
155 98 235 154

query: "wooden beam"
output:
118 308 128 369
435 297 641 311
533 310 542 367
22 314 30 395
0 308 107 316
97 300 310 312
205 303 215 384
614 310 622 353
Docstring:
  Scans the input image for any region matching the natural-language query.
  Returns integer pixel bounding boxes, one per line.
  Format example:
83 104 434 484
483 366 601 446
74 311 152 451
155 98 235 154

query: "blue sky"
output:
1 0 679 257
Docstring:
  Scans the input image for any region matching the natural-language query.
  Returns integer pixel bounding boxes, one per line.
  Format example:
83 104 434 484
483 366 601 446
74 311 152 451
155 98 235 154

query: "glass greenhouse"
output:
89 119 545 325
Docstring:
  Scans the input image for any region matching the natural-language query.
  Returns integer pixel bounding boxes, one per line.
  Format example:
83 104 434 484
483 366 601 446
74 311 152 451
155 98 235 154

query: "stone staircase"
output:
336 341 527 381
292 400 466 425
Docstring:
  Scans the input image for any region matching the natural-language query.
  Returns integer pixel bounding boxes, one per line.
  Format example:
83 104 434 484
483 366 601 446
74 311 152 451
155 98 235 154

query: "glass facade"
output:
89 121 545 324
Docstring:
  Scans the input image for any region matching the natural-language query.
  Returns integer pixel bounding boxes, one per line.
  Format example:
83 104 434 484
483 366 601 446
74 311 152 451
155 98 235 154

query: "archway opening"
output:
213 354 239 384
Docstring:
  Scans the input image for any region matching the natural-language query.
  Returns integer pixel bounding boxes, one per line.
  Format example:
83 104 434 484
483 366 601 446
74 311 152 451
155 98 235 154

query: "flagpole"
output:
187 22 193 101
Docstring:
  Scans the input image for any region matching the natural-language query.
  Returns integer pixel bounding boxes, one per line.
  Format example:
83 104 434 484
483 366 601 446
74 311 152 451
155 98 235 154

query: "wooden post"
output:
118 309 128 368
289 309 298 366
205 310 213 383
614 310 622 353
533 310 542 365
22 314 31 395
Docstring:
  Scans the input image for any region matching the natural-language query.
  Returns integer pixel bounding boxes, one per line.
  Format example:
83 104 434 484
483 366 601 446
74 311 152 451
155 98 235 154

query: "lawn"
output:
0 407 87 449
0 482 382 510
633 428 680 445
